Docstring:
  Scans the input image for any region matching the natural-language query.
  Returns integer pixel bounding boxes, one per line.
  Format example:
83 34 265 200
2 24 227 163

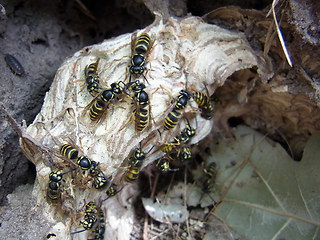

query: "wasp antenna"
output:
203 81 210 96
71 229 86 235
118 81 127 88
146 145 155 154
142 74 150 85
102 196 110 202
185 117 190 126
62 168 77 175
170 167 179 172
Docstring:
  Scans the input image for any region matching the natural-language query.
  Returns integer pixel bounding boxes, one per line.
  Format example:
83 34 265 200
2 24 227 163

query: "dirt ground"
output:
0 0 319 239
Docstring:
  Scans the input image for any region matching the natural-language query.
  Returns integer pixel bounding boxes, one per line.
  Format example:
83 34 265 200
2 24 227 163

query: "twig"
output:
143 171 160 240
267 0 293 67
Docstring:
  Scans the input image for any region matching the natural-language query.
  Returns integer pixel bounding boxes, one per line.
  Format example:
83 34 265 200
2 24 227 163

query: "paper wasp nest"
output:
21 14 264 240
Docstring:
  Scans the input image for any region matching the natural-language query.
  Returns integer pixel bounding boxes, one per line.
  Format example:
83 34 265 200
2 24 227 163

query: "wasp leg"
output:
119 112 134 132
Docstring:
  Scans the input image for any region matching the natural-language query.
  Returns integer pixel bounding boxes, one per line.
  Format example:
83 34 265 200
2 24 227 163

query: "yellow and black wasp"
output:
120 80 154 132
85 60 102 96
128 142 146 168
87 208 105 240
174 120 196 144
163 109 182 131
71 59 101 96
106 183 118 198
88 81 127 123
168 146 192 163
125 146 144 182
155 156 179 173
157 120 196 173
71 201 98 235
162 89 192 130
89 160 109 189
60 144 92 171
199 162 218 205
202 162 217 193
125 143 153 182
125 165 140 182
158 146 192 170
128 32 153 83
130 81 150 132
192 83 216 120
59 144 79 160
161 119 196 154
103 183 122 201
59 144 108 189
47 168 75 201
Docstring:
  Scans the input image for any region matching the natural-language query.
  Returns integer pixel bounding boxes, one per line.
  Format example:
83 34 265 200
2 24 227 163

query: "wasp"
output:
60 144 92 171
92 171 108 189
89 160 109 189
204 162 217 178
192 83 216 120
71 201 98 235
125 164 142 182
77 156 93 171
173 120 196 144
85 60 102 96
47 170 63 201
60 144 107 189
128 143 146 168
124 143 153 182
163 146 192 166
128 33 152 83
162 89 192 130
175 90 192 110
126 143 153 179
155 157 179 173
120 81 154 132
172 146 192 162
102 183 122 201
80 202 98 230
125 165 140 182
130 81 150 132
60 144 79 160
84 201 99 215
103 183 121 201
201 162 218 204
202 178 215 194
106 183 118 197
92 225 105 240
159 121 195 169
163 109 181 130
88 81 126 122
91 209 105 240
71 59 101 96
47 169 75 201
161 120 196 153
